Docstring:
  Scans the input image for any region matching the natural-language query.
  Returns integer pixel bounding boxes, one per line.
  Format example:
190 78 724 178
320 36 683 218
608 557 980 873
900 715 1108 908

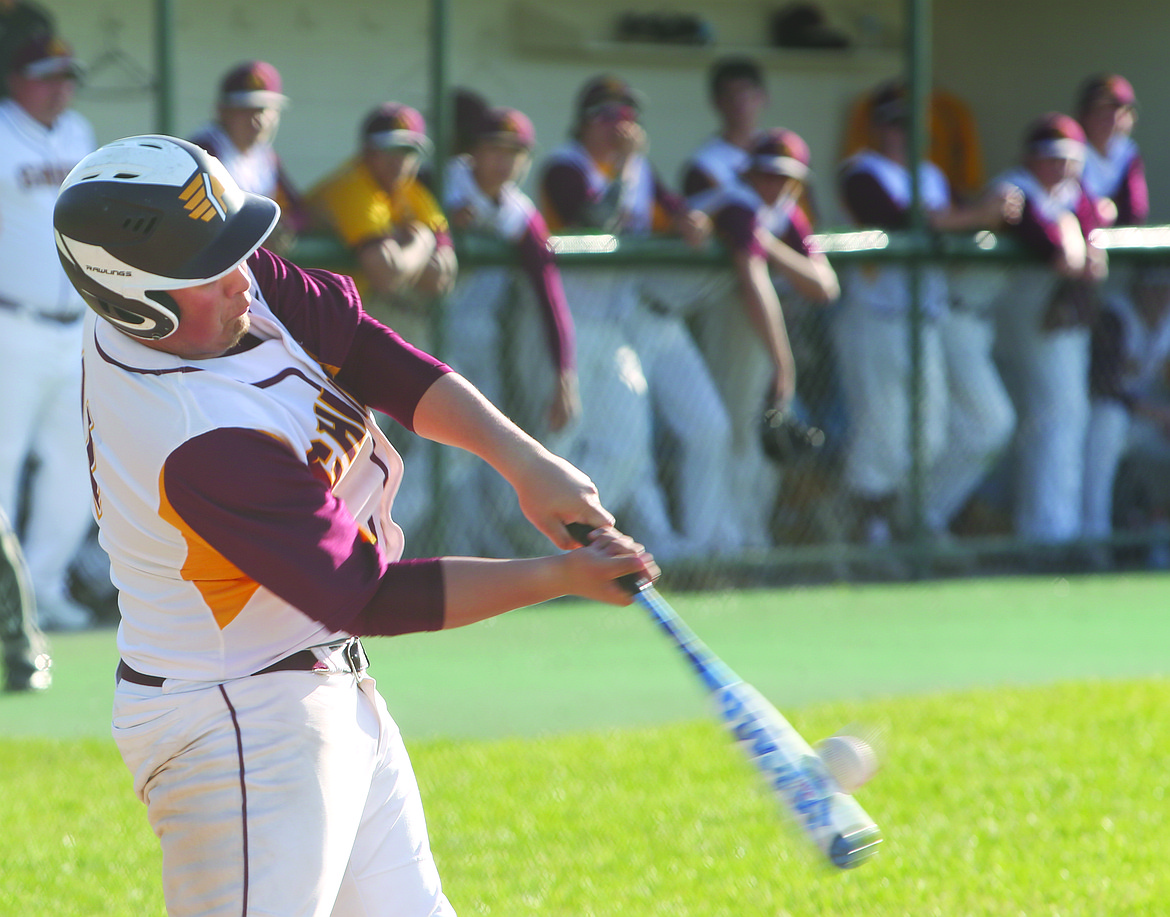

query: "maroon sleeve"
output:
248 248 362 369
516 211 576 373
681 163 717 198
713 202 765 258
162 427 445 637
541 161 591 227
1075 187 1107 237
275 161 313 233
333 313 450 431
248 248 451 431
840 169 911 229
781 205 815 257
1114 152 1149 226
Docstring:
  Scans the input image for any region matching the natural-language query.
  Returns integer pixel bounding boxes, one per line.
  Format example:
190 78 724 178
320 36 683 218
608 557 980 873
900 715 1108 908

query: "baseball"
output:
816 734 879 793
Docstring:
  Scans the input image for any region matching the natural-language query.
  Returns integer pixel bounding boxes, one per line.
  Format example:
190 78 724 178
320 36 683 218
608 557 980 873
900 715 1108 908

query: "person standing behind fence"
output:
679 129 841 548
0 0 51 97
842 81 985 205
308 102 457 547
835 82 1020 547
442 106 579 555
681 56 767 198
1075 74 1146 228
1082 268 1170 565
189 61 311 248
0 34 95 630
992 112 1108 545
540 74 714 560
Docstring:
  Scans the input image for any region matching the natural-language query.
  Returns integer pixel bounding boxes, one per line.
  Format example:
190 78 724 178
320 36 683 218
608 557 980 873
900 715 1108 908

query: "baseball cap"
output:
745 128 811 181
1076 73 1137 115
1023 112 1086 161
218 61 288 110
476 107 536 150
10 33 84 80
361 102 433 155
575 74 644 124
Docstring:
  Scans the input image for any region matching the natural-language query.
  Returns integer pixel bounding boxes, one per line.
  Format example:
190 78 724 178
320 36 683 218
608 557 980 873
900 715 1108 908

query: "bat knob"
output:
828 825 883 869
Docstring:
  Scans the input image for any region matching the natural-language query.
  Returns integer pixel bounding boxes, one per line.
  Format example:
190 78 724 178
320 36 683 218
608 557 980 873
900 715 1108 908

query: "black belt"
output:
0 298 83 325
116 639 368 687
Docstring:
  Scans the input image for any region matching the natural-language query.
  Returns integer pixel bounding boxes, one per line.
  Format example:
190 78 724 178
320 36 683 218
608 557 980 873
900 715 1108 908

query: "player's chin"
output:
223 313 251 351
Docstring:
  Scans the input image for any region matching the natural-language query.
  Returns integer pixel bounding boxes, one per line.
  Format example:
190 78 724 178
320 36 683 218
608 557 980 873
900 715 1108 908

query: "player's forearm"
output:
761 235 839 303
360 227 436 295
735 253 797 405
439 538 652 626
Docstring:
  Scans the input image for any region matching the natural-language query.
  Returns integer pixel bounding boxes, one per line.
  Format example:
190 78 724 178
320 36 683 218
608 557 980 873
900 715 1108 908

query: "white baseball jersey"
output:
1081 134 1138 205
189 121 282 199
544 140 658 233
838 150 951 318
443 154 533 240
683 134 750 200
0 97 92 314
84 250 454 682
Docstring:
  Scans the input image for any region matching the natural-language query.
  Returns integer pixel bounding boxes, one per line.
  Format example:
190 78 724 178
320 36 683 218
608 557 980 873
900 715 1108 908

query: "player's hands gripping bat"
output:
568 523 882 869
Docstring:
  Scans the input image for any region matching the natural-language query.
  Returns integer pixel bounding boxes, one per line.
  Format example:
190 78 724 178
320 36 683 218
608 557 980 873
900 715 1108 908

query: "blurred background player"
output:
835 82 1019 547
1075 73 1146 228
842 78 985 205
991 112 1107 545
0 34 95 630
1083 268 1170 565
189 60 311 248
540 74 717 560
1 505 50 691
309 101 455 350
680 128 839 548
681 56 768 197
0 0 51 97
309 102 457 547
442 105 579 555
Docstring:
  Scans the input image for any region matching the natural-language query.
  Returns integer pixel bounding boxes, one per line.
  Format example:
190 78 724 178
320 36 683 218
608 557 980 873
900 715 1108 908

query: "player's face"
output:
365 148 421 192
471 141 529 196
219 104 281 151
157 265 254 359
9 72 75 127
755 172 799 206
714 78 766 131
1081 98 1135 149
1028 155 1080 191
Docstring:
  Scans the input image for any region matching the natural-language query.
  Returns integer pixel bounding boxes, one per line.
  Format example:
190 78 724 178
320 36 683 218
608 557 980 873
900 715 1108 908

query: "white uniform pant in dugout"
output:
112 658 454 917
0 309 93 614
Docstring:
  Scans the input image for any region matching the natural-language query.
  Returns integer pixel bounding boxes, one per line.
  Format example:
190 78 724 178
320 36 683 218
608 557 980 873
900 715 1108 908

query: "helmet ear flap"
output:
55 239 180 340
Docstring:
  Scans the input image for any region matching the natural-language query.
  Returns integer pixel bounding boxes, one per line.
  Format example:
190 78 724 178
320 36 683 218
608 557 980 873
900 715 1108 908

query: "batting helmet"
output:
53 135 280 340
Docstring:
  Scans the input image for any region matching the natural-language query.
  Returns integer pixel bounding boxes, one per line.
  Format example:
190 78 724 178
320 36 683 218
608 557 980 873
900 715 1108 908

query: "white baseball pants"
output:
994 268 1091 543
113 663 454 917
0 310 93 609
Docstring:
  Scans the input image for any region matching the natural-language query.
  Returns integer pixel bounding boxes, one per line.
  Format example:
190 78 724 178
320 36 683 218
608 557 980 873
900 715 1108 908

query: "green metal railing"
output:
286 225 1170 582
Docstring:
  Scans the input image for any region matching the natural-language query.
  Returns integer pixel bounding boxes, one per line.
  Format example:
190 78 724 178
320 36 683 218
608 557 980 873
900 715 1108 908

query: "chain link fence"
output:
292 227 1170 586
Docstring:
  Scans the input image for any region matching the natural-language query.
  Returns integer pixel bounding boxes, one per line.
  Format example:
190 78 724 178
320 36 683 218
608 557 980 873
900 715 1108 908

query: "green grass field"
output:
2 574 1168 915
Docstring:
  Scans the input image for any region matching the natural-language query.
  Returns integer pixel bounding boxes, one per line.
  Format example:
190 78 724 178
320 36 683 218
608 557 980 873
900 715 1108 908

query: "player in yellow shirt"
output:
309 102 458 547
308 102 456 349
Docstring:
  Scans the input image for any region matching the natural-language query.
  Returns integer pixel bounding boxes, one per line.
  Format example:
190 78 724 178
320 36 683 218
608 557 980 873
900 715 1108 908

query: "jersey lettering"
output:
307 388 369 485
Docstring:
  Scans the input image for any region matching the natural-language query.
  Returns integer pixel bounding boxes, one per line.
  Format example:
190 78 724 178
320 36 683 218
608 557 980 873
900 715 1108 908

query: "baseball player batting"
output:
54 135 657 917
